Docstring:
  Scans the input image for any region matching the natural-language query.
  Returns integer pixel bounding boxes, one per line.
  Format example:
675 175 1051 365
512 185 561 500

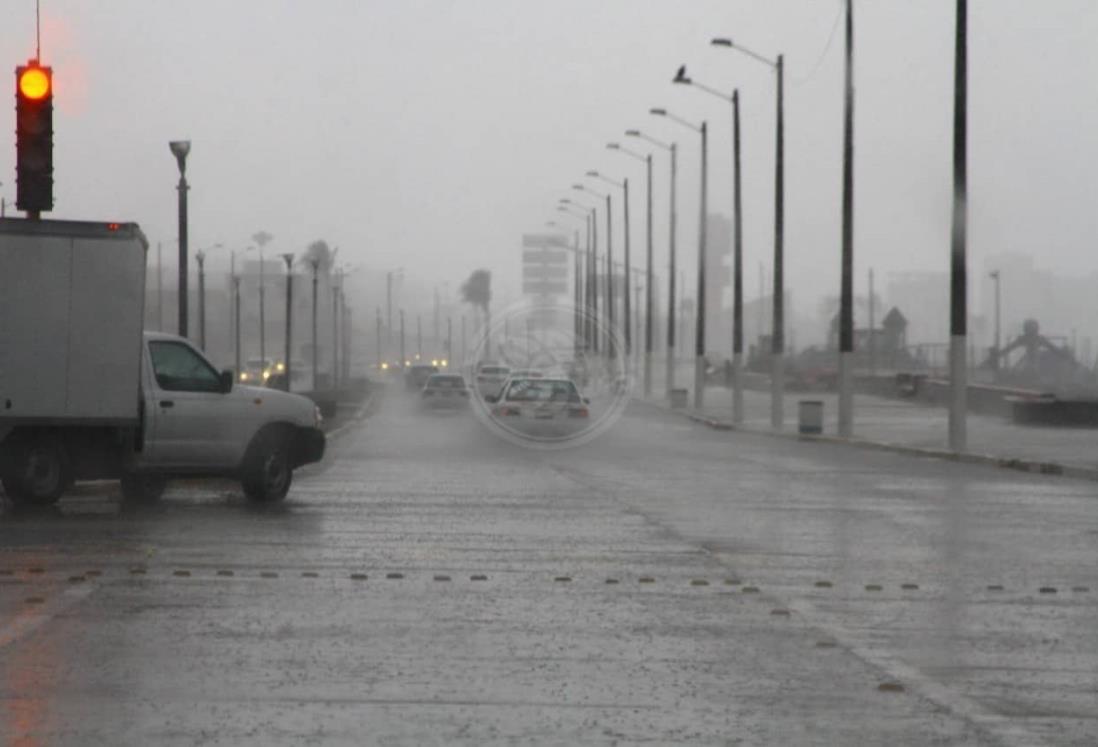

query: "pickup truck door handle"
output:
159 400 175 408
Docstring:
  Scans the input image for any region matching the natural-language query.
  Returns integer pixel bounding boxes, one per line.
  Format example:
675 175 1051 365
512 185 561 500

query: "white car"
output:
475 363 511 398
485 377 590 437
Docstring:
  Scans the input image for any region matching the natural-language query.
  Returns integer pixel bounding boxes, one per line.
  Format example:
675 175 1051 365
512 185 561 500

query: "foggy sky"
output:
1 1 1095 344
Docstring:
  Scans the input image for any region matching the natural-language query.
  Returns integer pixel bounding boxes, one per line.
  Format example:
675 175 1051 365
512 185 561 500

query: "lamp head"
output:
571 184 584 191
649 108 667 116
585 170 599 177
711 38 733 47
625 129 641 137
673 65 691 84
169 140 191 174
606 143 620 150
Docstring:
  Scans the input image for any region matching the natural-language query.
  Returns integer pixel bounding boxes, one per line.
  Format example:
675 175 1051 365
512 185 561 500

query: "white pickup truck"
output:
0 218 325 507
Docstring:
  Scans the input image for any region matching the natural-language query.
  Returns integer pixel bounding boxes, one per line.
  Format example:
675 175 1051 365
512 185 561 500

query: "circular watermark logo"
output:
462 300 633 450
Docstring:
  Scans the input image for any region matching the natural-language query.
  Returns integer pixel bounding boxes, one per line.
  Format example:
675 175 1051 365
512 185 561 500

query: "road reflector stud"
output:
471 575 488 581
1039 586 1057 594
25 597 45 604
770 608 790 616
638 577 655 584
742 586 760 593
173 570 190 577
434 575 451 582
986 585 1004 591
217 570 234 577
1072 586 1089 593
691 579 709 586
816 640 837 648
350 573 368 581
723 578 741 586
554 576 571 583
386 573 404 579
878 682 905 693
68 576 84 583
815 581 832 588
865 584 882 592
605 578 619 585
260 572 278 579
302 572 318 578
901 583 919 590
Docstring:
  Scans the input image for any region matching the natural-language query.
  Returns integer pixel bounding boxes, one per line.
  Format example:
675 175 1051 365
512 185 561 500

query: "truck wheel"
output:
242 430 293 503
1 433 70 506
120 474 168 503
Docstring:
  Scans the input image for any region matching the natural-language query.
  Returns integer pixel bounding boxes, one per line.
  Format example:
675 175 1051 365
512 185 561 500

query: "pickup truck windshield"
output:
149 341 222 393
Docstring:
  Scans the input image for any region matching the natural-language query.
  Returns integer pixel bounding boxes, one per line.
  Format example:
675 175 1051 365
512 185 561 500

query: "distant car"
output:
475 364 511 397
485 377 589 437
238 357 275 385
406 363 440 391
421 373 470 409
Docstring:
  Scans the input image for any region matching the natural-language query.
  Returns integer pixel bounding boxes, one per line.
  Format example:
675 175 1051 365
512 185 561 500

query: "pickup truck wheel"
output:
0 434 70 506
120 474 168 503
242 431 293 503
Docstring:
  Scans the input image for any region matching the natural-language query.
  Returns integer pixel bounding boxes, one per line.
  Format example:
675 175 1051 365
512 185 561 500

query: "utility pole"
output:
666 143 678 398
838 0 856 438
622 178 632 359
771 54 786 430
169 142 191 338
332 276 340 390
376 307 382 373
644 153 654 397
949 0 968 452
447 316 453 365
233 275 242 378
732 91 745 424
399 310 406 371
417 314 422 358
253 231 273 366
869 268 877 373
693 121 708 410
989 270 1001 379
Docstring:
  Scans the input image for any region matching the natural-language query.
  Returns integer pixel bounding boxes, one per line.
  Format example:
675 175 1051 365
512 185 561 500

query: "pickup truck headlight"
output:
313 405 323 428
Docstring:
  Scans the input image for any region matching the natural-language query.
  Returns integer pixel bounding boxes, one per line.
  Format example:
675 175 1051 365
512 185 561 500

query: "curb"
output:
635 397 1098 483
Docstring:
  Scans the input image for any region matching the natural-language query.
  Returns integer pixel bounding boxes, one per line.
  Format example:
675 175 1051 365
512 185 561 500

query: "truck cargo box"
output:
0 218 148 425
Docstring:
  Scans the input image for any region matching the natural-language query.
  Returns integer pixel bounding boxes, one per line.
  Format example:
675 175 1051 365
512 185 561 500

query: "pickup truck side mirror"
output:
219 370 234 393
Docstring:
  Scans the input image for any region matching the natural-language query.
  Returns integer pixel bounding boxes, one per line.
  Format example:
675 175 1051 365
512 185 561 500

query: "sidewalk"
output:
644 384 1098 478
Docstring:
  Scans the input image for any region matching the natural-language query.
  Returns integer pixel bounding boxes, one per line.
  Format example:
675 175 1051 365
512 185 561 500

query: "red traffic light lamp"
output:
15 60 54 217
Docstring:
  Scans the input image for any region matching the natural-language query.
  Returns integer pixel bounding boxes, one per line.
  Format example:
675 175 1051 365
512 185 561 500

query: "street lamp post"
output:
713 36 785 429
168 140 191 338
252 231 273 367
671 67 746 423
195 250 207 351
651 107 707 409
281 253 294 391
609 141 655 397
574 184 613 358
990 270 1001 379
232 274 242 377
386 268 404 348
627 130 677 399
949 0 969 452
588 171 632 362
309 258 320 390
561 197 599 355
399 309 406 370
554 211 588 358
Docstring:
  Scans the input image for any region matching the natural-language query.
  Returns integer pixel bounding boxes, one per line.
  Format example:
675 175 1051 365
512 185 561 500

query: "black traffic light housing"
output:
15 60 54 215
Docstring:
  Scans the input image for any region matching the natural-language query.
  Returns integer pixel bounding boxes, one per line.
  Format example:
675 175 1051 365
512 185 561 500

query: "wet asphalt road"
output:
1 388 1096 745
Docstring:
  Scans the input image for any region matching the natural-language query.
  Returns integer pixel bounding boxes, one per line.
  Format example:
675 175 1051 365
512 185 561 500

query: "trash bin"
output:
798 400 823 435
670 388 689 409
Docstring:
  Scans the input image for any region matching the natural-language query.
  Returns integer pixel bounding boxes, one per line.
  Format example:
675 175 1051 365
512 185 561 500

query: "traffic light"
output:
15 60 54 214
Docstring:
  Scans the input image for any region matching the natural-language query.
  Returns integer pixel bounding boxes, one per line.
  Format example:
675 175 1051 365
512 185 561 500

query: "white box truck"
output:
0 217 325 506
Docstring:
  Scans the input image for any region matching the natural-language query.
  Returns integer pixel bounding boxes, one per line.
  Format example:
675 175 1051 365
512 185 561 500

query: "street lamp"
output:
252 230 273 368
561 196 599 354
588 170 632 364
627 129 678 398
574 183 614 358
989 270 1001 379
712 35 785 429
650 106 707 410
672 66 745 423
194 242 222 352
168 140 191 338
608 142 655 397
281 253 295 391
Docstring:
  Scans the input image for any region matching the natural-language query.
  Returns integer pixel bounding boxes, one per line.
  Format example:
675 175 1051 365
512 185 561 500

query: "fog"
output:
1 0 1096 358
